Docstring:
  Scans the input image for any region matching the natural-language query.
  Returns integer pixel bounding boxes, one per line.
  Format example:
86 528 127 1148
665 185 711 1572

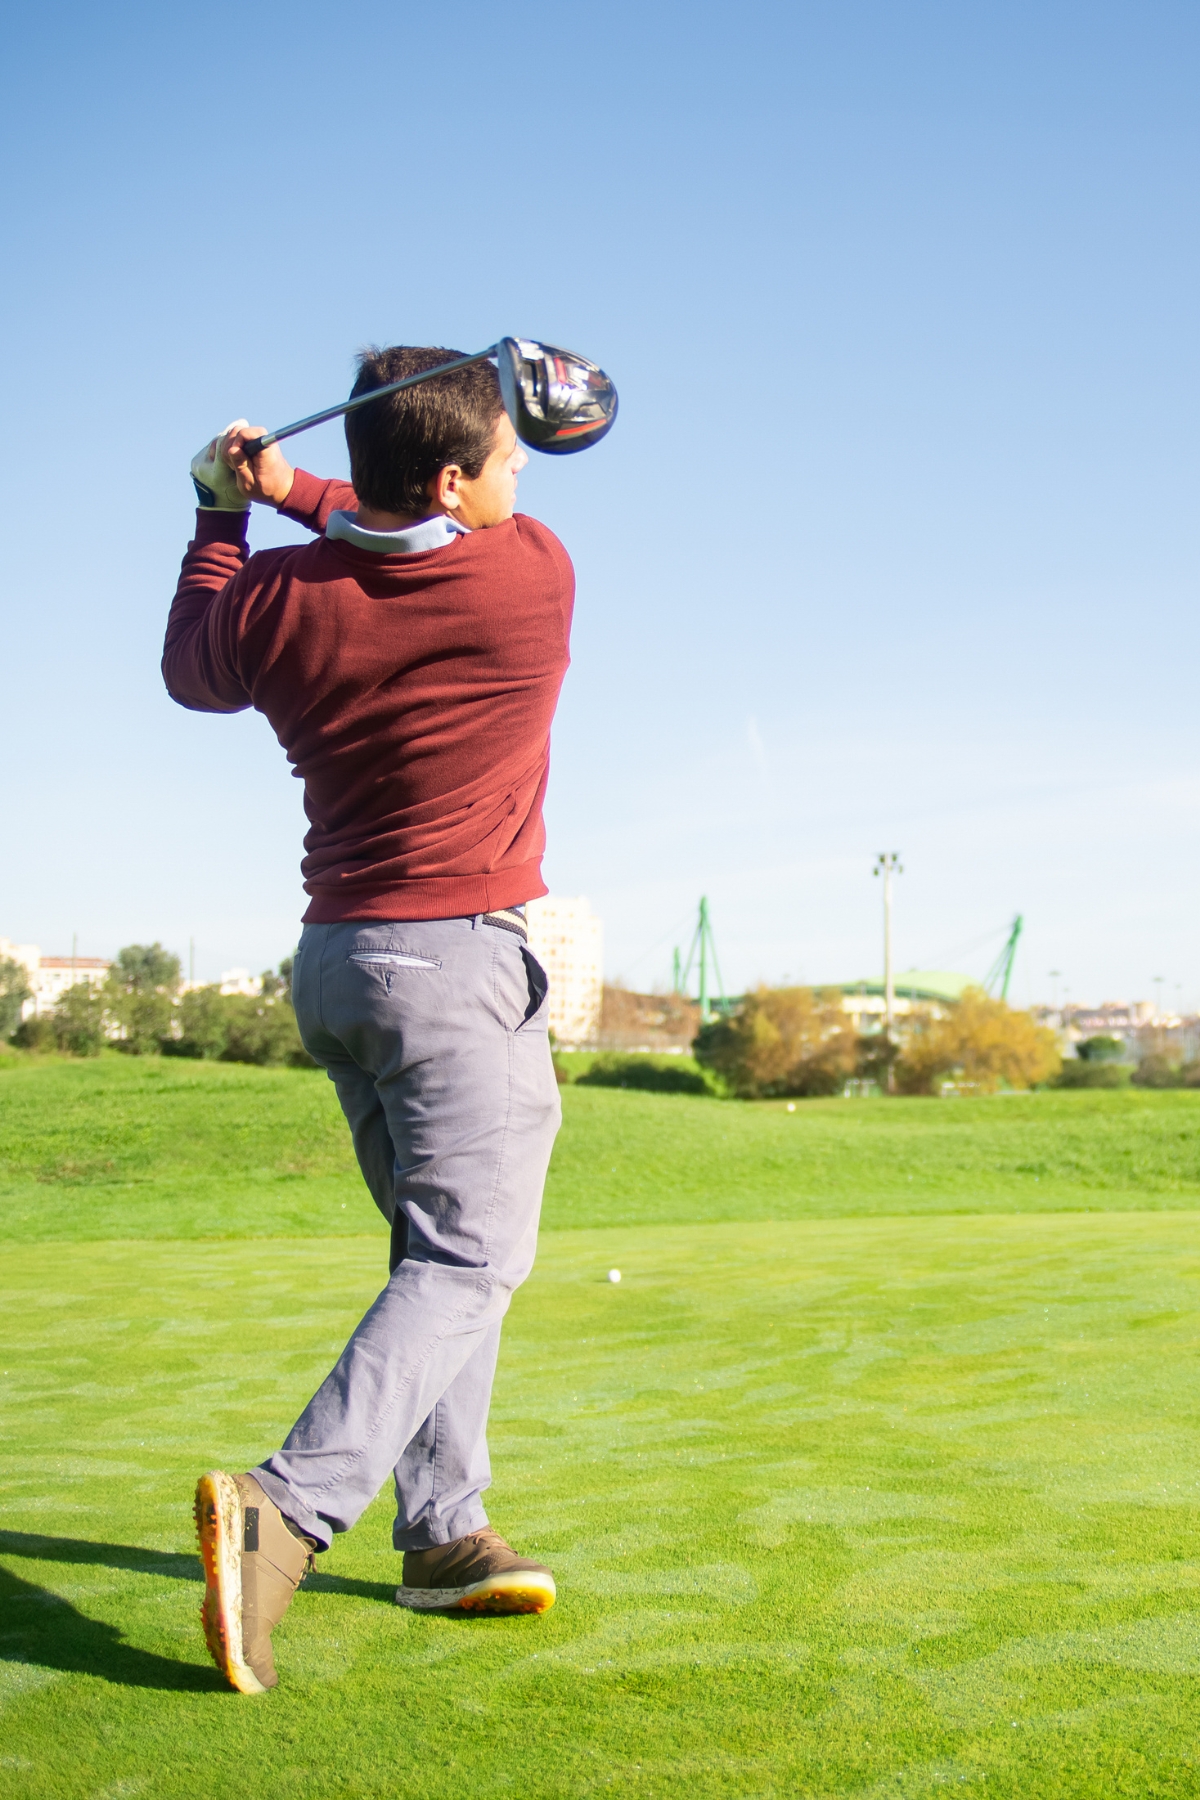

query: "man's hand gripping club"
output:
191 421 296 511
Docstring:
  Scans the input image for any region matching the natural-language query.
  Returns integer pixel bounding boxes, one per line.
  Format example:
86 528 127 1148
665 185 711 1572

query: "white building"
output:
216 967 263 997
525 896 603 1047
0 939 111 1019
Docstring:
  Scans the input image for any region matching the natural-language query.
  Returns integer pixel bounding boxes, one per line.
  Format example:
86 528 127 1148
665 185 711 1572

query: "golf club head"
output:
497 338 618 454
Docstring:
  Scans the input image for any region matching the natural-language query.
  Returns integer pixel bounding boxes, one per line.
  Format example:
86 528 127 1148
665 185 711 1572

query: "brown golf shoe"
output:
395 1526 556 1614
194 1470 316 1693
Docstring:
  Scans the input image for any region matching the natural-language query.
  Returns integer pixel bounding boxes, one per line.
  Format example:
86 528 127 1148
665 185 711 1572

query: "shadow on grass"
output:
0 1530 202 1580
0 1560 223 1693
0 1527 397 1603
305 1571 400 1603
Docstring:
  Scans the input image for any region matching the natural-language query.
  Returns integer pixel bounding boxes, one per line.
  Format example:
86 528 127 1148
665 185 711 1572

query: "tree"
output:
167 985 232 1059
261 955 294 1002
163 971 313 1067
52 980 107 1055
0 956 32 1039
219 994 311 1066
106 941 181 1055
11 1017 58 1051
1132 1052 1182 1089
1054 1060 1129 1089
694 986 857 1098
1077 1035 1125 1063
895 987 1061 1095
110 943 182 994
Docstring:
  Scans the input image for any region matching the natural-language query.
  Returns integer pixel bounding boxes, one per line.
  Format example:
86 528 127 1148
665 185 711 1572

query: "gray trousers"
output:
254 916 561 1552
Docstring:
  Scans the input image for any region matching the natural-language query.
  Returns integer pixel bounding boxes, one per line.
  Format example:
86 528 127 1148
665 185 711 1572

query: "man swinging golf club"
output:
164 342 601 1693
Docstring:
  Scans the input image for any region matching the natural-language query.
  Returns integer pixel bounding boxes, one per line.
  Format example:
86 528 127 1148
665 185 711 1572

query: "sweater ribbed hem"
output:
300 862 548 924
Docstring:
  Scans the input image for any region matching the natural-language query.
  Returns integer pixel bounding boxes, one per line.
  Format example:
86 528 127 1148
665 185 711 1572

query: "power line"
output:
614 909 694 983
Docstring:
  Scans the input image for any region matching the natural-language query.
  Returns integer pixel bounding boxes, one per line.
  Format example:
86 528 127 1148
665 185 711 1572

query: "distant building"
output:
0 938 111 1020
525 896 603 1046
595 986 700 1052
838 971 970 1035
1031 999 1190 1062
216 968 263 997
1036 1000 1156 1039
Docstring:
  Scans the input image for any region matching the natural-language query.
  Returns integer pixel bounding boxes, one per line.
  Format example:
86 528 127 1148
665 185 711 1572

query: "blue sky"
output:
2 0 1196 1007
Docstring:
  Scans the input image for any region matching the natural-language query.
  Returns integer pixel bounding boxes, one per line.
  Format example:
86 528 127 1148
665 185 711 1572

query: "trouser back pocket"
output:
349 952 442 970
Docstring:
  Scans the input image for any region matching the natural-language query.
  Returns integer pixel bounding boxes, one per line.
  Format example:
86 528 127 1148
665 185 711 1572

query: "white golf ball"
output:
786 1102 796 1112
607 1268 622 1284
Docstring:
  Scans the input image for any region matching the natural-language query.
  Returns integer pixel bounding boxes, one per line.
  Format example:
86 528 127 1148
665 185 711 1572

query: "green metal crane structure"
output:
672 896 728 1023
984 915 1024 1001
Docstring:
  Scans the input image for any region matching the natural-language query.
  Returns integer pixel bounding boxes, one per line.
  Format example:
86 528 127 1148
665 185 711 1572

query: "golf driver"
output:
240 338 617 461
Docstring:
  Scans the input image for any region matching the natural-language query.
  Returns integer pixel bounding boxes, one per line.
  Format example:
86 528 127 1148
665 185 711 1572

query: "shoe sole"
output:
395 1569 557 1614
194 1471 269 1695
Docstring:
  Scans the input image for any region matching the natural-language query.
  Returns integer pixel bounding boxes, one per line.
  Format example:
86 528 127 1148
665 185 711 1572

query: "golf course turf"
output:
3 1057 1200 1796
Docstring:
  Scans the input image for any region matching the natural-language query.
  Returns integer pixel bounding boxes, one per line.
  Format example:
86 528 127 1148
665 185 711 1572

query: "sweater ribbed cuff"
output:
192 508 250 551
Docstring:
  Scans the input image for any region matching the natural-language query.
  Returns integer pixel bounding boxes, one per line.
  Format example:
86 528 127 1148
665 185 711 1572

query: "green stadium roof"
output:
837 971 973 1005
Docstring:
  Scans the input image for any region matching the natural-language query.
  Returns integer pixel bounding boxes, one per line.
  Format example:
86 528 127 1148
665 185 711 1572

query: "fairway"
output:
4 1062 1200 1796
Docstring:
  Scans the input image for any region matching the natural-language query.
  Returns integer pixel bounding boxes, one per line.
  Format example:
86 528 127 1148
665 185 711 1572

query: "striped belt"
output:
479 907 528 941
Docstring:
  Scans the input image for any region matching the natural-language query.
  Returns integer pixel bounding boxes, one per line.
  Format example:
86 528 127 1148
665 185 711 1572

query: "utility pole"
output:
189 938 195 985
698 896 710 1023
70 932 77 980
874 853 903 1089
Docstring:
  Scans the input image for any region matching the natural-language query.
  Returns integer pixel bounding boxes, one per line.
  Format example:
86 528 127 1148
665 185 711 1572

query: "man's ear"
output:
430 463 464 514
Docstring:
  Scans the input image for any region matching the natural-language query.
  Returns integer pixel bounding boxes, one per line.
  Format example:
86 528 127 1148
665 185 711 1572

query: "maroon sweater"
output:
163 470 574 922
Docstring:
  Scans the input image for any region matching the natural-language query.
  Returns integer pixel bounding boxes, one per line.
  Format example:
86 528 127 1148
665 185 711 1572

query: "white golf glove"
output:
191 420 251 510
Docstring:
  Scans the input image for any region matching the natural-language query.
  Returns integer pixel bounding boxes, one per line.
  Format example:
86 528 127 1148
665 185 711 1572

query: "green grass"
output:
5 1055 1200 1243
4 1058 1200 1795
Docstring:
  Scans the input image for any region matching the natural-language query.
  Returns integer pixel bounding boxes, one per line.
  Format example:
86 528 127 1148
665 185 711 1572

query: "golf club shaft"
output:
241 346 498 459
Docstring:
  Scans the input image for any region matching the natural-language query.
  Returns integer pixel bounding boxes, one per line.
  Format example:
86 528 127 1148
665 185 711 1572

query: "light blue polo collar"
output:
326 510 470 555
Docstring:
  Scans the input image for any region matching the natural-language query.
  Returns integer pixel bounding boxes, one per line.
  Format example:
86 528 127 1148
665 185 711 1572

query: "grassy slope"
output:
4 1059 1200 1796
4 1055 1200 1242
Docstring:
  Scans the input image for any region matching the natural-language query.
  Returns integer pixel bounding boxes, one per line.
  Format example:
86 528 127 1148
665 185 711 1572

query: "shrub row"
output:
1053 1055 1200 1089
6 943 313 1068
692 985 1061 1098
571 1053 712 1094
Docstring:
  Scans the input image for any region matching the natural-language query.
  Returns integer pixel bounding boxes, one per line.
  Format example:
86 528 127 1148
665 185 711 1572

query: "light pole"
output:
698 896 710 1023
874 853 903 1089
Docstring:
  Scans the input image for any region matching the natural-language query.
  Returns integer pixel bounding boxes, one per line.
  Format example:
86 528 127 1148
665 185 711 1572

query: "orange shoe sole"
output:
194 1471 269 1694
395 1569 556 1614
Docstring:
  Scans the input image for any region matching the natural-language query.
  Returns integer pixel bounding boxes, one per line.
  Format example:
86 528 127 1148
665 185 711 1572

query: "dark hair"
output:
344 346 505 516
